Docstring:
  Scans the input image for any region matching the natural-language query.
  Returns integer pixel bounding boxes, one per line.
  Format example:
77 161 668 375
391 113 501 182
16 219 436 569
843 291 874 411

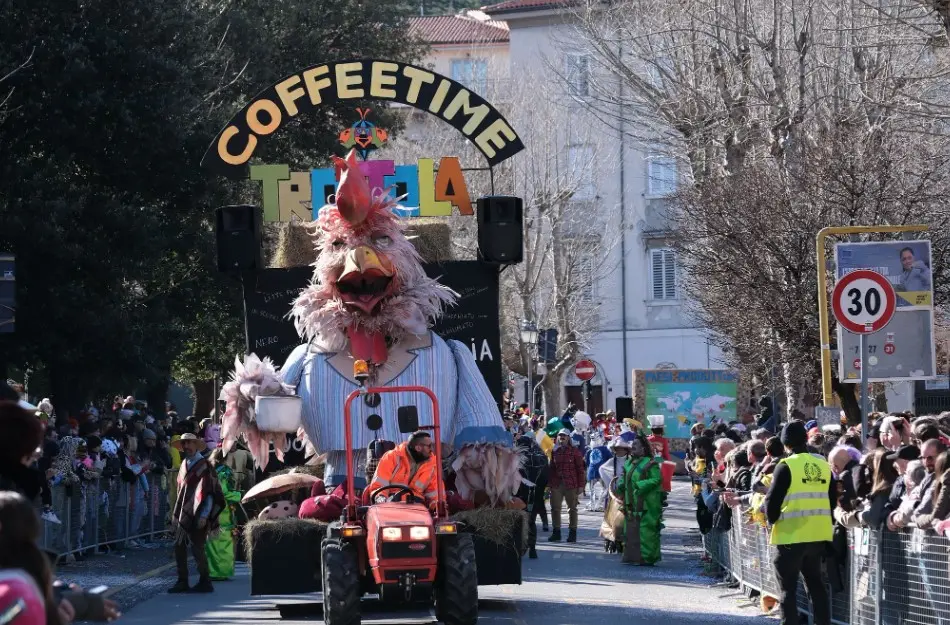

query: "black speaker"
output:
615 397 634 421
477 196 523 264
216 205 263 272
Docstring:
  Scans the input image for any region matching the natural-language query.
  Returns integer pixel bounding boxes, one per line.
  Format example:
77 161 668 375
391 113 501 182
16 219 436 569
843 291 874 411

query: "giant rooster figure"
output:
220 150 521 504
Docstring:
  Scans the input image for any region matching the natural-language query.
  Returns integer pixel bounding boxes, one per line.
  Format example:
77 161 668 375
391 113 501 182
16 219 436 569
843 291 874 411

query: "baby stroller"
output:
599 476 625 554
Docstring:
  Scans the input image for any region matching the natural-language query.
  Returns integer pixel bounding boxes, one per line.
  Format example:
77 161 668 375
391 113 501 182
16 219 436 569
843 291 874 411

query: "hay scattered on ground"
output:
451 507 528 551
243 517 328 563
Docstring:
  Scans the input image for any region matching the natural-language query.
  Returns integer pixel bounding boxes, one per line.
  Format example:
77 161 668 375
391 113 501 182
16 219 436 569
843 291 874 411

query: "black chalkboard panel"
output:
243 261 502 405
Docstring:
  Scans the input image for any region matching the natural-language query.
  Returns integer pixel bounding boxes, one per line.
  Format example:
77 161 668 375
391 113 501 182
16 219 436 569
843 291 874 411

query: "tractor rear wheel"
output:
321 539 361 625
434 533 478 625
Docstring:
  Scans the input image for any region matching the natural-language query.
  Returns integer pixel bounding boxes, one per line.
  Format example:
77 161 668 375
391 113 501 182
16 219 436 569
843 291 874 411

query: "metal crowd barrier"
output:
704 518 950 625
35 471 174 559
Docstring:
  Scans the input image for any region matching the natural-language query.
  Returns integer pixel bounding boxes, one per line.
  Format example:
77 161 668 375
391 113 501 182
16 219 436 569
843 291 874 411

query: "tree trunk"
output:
192 379 215 420
50 364 85 418
833 378 860 425
543 367 565 419
145 374 170 417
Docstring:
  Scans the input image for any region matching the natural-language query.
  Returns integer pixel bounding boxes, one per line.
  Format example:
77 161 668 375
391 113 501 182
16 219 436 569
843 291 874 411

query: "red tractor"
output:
320 360 478 625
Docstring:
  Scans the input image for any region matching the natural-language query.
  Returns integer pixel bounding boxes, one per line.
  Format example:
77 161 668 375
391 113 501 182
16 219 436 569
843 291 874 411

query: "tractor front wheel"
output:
434 533 478 625
321 539 361 625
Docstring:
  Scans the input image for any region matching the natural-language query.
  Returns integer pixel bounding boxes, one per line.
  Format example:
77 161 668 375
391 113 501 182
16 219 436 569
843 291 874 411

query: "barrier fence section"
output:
36 471 174 558
704 518 950 625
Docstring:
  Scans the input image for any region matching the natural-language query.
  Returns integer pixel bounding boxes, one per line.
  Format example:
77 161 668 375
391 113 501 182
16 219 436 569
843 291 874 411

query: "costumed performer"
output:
516 434 549 558
205 450 243 581
599 434 632 554
585 430 611 512
169 434 224 594
219 150 520 508
618 433 663 566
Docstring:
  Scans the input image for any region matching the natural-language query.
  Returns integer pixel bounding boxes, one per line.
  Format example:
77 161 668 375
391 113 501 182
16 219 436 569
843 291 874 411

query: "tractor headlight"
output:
409 526 430 540
381 527 403 541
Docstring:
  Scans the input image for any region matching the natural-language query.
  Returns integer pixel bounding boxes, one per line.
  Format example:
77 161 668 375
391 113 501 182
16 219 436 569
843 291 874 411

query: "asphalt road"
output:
115 482 774 625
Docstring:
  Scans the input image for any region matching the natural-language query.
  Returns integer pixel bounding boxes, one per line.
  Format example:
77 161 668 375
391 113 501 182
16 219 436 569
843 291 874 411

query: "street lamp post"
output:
520 319 539 412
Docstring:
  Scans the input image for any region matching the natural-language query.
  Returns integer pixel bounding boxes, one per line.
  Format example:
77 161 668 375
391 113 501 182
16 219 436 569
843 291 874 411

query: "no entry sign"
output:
832 270 896 335
574 359 596 381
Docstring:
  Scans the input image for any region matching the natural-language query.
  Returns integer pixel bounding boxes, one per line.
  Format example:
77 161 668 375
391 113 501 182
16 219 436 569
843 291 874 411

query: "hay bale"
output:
244 518 328 596
270 220 454 269
452 507 526 586
243 517 328 563
272 222 318 269
404 219 454 262
451 507 528 551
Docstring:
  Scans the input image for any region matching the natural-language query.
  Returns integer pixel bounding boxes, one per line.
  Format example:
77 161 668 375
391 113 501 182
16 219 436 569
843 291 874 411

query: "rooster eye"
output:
332 240 345 249
372 235 392 248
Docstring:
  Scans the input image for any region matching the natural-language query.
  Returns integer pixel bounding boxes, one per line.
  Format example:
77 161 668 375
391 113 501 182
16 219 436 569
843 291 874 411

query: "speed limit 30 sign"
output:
832 269 896 334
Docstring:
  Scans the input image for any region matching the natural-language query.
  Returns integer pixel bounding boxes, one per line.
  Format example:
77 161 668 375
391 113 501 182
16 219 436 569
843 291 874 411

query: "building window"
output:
566 54 590 97
451 58 488 93
650 248 677 300
568 145 595 200
576 253 595 302
647 154 677 196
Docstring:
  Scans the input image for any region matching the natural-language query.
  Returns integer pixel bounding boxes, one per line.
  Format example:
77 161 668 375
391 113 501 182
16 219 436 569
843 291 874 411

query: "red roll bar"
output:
342 385 445 522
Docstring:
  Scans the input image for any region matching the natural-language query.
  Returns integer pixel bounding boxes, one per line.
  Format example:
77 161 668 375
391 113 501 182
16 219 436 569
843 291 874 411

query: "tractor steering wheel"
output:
369 483 416 503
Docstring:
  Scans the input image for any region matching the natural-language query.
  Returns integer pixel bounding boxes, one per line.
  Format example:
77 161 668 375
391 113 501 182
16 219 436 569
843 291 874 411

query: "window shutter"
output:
664 250 676 299
651 249 677 300
652 250 664 299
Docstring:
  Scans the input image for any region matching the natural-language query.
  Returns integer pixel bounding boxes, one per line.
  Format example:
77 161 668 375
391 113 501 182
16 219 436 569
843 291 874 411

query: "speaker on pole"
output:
216 205 263 272
477 196 523 264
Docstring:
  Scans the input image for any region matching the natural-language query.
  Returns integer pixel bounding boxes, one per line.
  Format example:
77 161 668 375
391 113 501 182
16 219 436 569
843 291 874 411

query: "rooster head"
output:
290 149 456 357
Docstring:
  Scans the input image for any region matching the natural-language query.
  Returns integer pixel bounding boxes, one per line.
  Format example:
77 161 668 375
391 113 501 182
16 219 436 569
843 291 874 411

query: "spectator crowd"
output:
689 406 950 623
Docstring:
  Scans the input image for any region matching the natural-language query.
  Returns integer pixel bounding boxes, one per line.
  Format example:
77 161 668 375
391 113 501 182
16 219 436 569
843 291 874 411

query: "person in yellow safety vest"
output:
763 421 835 625
367 430 444 508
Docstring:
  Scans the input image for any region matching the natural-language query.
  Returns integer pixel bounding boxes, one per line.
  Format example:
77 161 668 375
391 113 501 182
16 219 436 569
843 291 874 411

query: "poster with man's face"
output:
835 241 936 382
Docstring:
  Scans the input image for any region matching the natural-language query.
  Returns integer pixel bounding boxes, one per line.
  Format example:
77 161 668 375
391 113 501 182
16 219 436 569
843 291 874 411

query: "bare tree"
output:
383 63 618 416
570 0 950 418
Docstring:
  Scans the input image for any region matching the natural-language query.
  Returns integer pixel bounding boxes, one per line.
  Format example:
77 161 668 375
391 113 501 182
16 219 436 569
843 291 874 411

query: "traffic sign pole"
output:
860 333 868 443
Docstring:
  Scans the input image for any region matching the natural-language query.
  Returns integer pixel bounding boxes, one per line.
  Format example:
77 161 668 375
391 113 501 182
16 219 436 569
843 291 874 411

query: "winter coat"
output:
548 444 586 491
914 469 950 530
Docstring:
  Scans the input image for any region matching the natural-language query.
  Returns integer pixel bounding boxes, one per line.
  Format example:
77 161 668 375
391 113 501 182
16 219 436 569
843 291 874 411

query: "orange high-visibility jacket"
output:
367 442 444 504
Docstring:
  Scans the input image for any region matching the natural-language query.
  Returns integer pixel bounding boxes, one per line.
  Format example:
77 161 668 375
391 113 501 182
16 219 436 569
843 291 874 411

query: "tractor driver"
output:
367 430 445 508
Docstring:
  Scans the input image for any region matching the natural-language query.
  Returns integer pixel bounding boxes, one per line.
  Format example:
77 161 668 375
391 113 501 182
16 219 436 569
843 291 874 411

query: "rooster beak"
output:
335 246 396 314
341 246 394 278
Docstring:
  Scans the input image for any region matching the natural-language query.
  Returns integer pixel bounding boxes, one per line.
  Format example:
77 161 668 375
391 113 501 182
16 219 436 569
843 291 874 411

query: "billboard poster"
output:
835 240 936 382
643 370 739 438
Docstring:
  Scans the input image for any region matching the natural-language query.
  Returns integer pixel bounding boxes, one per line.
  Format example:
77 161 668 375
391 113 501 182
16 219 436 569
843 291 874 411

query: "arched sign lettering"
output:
201 59 525 179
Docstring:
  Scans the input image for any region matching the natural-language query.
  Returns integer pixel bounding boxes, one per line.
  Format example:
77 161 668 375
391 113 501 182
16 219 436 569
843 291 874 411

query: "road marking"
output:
552 553 561 559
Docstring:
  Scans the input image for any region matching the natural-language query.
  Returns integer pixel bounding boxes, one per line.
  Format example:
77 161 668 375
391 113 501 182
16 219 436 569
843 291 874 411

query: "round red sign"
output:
884 343 896 355
831 270 897 335
853 358 861 370
574 359 596 381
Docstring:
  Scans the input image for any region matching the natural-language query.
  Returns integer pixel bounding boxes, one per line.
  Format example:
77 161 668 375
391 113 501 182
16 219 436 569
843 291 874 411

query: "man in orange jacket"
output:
367 431 444 507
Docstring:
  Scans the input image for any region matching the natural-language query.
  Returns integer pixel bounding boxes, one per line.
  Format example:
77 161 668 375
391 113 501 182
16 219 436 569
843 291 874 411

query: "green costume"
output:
206 464 242 580
618 455 663 565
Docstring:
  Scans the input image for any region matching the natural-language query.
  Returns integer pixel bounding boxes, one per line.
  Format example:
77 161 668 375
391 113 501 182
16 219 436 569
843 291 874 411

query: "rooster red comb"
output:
331 149 373 226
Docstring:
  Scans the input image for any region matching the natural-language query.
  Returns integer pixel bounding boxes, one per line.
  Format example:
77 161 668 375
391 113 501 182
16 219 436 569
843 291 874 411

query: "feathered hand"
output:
450 444 524 506
218 354 312 468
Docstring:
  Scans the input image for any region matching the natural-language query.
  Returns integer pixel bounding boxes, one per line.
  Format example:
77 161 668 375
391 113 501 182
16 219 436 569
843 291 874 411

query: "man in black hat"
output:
883 444 920 531
764 421 836 625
